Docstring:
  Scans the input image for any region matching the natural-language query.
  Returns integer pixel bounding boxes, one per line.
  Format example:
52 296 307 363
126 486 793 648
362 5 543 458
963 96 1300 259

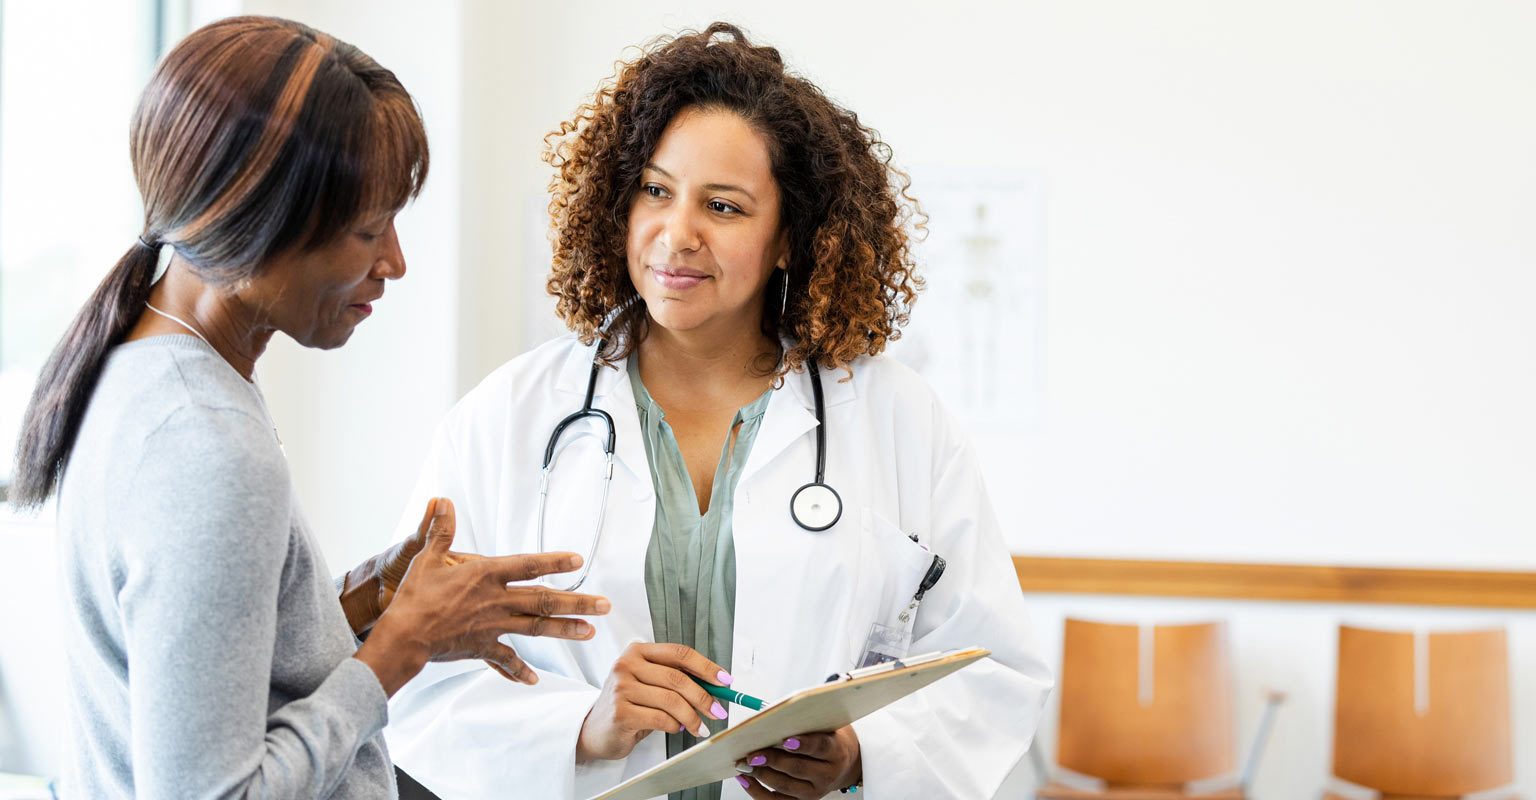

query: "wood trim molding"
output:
1013 556 1536 609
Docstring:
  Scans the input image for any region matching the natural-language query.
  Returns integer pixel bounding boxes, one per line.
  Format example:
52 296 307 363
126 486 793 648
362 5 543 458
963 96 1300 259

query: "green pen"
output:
692 676 766 711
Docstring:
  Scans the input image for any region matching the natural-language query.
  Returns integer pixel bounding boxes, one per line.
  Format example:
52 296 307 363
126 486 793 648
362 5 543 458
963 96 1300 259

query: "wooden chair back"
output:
1057 618 1234 784
1333 625 1511 796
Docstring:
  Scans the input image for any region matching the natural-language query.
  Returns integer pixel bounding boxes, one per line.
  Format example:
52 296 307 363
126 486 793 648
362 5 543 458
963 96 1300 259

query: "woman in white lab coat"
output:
386 22 1052 799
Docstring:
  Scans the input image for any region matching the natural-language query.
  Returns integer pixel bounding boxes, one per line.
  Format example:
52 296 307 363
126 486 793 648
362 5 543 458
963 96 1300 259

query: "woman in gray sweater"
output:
11 16 608 798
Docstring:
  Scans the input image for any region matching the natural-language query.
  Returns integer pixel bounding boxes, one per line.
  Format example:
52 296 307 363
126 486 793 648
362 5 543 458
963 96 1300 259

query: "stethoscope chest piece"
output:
791 481 842 532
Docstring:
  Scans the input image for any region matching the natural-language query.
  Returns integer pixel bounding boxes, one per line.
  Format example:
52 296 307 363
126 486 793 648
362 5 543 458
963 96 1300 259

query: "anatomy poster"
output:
888 167 1046 434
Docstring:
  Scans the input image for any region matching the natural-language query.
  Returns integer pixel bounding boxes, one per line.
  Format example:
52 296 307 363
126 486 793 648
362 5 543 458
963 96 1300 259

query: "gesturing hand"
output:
576 642 734 762
734 727 861 799
340 497 481 634
354 498 611 696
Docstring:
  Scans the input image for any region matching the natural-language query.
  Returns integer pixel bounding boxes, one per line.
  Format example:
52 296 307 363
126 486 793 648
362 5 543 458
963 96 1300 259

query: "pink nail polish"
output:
678 724 685 733
736 775 751 788
718 670 733 686
784 737 801 750
749 755 767 767
711 701 727 719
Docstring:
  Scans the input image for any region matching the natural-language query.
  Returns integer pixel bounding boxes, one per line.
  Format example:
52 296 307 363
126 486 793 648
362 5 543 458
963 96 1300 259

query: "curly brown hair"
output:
543 22 923 376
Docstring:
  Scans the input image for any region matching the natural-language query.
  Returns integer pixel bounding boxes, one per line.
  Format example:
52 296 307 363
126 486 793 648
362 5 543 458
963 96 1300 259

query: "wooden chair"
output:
1322 625 1517 800
1035 619 1281 800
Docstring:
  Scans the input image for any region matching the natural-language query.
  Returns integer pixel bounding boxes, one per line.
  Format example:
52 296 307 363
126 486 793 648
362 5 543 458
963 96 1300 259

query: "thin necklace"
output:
143 301 283 448
145 301 212 349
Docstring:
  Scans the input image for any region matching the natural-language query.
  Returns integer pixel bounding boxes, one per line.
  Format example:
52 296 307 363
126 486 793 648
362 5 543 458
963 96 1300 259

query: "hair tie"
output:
136 236 159 250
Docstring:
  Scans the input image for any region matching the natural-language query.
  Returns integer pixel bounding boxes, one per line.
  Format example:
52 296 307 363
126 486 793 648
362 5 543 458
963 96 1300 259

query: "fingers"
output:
483 551 584 583
484 643 537 685
736 738 841 798
637 642 730 685
627 683 713 737
501 612 596 641
444 550 484 566
423 497 457 555
742 748 826 776
739 764 817 798
774 732 835 760
610 701 684 738
735 775 776 799
502 584 610 618
632 660 723 724
410 497 435 548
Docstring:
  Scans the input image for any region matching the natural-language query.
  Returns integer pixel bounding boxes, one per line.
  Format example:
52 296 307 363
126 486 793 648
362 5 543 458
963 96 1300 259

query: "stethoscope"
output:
536 346 842 591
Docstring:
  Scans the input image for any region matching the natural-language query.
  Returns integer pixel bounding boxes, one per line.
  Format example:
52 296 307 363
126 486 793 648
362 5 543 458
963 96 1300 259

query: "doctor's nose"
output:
658 206 703 254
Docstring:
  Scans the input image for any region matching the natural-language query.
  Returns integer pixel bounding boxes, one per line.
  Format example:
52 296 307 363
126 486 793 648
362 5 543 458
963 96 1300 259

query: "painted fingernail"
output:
718 669 734 686
678 724 686 733
736 776 751 788
749 755 767 767
711 702 727 720
734 762 754 774
696 723 710 738
784 737 801 750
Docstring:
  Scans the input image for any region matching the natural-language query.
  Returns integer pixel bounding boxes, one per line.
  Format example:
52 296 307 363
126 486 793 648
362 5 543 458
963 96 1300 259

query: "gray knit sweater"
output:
54 335 394 798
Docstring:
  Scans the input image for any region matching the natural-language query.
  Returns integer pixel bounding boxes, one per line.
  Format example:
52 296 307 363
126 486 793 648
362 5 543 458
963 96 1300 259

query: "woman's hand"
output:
354 498 611 696
576 643 733 762
734 727 861 799
339 498 481 634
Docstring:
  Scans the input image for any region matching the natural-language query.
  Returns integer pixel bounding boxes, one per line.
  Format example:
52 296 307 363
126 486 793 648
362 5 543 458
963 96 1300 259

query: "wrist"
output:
353 616 428 698
836 727 863 789
574 708 603 763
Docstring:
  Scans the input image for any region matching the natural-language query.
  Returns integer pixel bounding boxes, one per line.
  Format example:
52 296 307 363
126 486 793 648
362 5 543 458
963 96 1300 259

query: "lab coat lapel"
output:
739 367 819 485
552 341 649 487
603 362 648 487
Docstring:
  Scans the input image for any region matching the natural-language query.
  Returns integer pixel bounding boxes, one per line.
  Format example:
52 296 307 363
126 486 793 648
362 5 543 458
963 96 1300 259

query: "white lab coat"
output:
384 335 1052 799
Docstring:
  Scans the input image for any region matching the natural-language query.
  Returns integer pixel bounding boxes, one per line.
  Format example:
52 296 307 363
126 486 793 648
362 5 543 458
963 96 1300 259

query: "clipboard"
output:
586 647 989 800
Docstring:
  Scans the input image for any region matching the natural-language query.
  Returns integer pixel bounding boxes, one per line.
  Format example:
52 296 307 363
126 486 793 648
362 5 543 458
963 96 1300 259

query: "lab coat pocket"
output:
845 507 933 662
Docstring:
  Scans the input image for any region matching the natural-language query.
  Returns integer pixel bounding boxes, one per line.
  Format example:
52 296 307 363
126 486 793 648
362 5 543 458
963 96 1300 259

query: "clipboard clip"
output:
826 649 954 684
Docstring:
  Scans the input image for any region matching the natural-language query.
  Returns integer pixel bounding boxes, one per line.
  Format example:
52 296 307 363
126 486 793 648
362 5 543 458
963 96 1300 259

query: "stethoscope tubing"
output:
536 345 841 590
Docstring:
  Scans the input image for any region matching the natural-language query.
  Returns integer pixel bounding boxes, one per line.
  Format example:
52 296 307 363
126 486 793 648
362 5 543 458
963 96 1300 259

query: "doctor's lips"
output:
650 264 711 290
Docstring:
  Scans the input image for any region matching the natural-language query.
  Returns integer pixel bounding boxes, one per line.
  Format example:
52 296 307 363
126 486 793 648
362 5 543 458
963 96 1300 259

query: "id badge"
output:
855 598 920 668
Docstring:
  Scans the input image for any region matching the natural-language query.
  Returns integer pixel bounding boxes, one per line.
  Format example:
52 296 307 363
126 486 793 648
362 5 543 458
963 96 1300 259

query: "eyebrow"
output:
644 163 758 203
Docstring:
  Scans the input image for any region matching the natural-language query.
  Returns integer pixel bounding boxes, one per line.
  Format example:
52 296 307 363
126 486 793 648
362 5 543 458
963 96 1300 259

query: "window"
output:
0 0 167 498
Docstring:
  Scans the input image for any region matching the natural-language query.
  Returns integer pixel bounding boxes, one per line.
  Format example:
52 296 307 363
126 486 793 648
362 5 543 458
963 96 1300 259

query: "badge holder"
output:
855 552 947 668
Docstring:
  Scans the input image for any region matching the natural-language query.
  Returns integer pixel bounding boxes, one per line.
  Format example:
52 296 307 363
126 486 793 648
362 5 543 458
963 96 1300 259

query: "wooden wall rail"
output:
1013 556 1536 609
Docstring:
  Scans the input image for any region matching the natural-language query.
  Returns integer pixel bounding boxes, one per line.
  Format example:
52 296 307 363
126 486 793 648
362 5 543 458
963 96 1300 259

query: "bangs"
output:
358 87 429 216
272 47 429 255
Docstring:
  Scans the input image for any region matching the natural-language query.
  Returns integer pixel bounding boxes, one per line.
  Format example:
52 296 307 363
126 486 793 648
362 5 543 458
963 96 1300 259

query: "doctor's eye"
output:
707 200 741 215
641 184 670 199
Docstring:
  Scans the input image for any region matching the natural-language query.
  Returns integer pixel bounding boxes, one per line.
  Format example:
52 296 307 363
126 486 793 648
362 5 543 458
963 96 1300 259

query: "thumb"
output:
423 497 457 556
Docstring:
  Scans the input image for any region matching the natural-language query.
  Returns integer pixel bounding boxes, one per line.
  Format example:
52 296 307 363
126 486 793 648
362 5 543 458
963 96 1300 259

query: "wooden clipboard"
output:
585 647 990 800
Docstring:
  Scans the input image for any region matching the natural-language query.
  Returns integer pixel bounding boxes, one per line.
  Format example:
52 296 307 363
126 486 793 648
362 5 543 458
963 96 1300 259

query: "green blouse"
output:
629 357 773 800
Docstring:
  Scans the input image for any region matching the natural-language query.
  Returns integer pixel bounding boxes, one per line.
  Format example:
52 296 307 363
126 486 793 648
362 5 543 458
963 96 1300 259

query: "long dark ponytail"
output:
11 242 160 506
10 16 428 508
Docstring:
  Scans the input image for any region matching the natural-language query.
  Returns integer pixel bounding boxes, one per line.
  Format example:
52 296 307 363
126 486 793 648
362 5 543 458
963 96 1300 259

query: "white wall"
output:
419 0 1536 572
236 0 1536 573
425 3 1536 796
2 0 1533 792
